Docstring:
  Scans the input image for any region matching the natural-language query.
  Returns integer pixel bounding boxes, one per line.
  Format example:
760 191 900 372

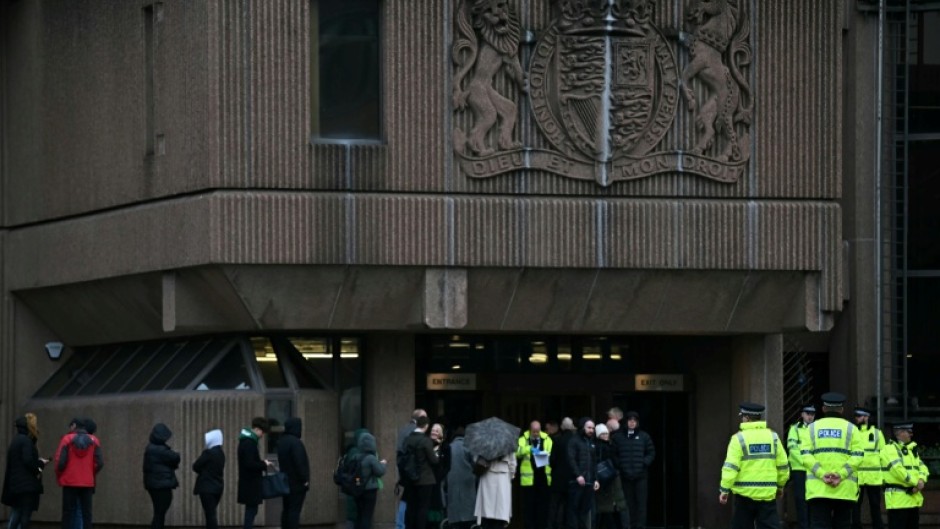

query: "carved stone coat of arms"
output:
452 0 753 186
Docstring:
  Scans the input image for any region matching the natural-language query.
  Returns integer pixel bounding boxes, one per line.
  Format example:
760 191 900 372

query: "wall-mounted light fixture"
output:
45 342 64 360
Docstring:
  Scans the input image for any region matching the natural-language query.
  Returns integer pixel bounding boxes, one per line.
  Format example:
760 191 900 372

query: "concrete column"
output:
731 334 785 430
365 333 415 525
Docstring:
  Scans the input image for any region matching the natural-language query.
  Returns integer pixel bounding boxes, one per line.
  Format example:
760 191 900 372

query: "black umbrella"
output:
464 416 520 461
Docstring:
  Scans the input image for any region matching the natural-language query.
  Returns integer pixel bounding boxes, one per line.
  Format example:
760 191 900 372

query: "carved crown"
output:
556 0 654 36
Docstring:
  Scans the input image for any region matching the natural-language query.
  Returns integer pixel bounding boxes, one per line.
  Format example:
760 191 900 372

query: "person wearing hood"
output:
193 429 225 529
143 423 181 529
276 417 310 529
2 414 49 529
238 417 273 529
355 430 388 529
55 417 103 529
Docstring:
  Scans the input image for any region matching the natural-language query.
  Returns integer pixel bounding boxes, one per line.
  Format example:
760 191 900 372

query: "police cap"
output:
801 404 816 414
821 392 846 407
739 402 765 416
892 422 914 431
853 406 872 417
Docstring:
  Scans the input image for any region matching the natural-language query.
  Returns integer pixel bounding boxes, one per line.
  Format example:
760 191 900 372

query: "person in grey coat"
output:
445 428 477 529
355 431 387 529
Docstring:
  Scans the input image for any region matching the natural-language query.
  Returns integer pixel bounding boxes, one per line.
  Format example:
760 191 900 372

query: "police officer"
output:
802 392 865 529
851 407 885 529
788 403 816 529
719 403 790 529
880 422 928 529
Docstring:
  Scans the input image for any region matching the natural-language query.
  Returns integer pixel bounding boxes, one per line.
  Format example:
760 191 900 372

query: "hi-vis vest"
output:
788 421 811 472
720 421 790 501
880 441 930 509
516 431 552 486
802 416 864 501
857 424 885 486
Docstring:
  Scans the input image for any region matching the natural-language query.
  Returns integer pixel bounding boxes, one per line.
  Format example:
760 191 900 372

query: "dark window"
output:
166 339 228 390
145 340 211 391
121 342 186 392
197 346 252 391
58 346 117 396
312 0 381 140
34 347 100 398
100 343 155 394
289 336 334 389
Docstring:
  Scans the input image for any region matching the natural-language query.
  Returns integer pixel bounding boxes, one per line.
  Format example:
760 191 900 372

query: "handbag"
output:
596 459 617 484
261 471 290 499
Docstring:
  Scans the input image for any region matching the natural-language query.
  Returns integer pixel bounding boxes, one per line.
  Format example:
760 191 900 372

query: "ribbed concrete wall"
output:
1 0 843 226
4 192 843 311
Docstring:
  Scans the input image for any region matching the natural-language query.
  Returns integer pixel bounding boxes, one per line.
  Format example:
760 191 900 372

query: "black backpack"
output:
397 443 421 485
333 454 367 497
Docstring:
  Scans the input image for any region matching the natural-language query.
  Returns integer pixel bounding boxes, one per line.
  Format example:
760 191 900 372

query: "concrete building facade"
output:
2 0 937 527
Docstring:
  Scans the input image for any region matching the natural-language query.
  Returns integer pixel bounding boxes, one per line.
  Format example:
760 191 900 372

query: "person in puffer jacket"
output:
55 418 103 529
276 418 310 529
143 423 181 529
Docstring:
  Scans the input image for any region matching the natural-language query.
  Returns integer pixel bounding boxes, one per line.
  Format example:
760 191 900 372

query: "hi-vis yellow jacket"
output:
788 421 811 472
720 421 790 501
516 431 552 486
801 416 864 501
880 441 930 509
857 424 886 486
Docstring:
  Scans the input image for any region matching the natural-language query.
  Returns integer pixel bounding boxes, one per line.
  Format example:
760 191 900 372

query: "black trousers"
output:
808 498 853 529
198 493 221 529
887 509 919 529
790 472 810 529
355 490 378 529
523 482 551 529
548 487 569 529
623 478 648 529
61 487 93 529
281 490 307 529
148 489 173 529
405 484 433 529
852 486 884 529
732 496 781 529
566 482 593 529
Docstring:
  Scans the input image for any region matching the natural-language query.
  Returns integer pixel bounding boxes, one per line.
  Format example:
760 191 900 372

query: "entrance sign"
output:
427 373 477 391
635 374 684 392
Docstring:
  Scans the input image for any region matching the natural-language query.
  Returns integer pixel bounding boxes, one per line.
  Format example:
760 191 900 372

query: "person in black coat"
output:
548 418 576 529
237 417 272 529
276 418 310 529
609 411 655 529
2 414 48 529
192 429 225 529
143 423 181 529
566 418 599 529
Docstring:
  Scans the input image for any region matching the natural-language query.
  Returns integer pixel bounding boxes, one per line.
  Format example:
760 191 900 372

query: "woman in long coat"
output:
445 428 477 529
1 414 48 529
474 452 516 529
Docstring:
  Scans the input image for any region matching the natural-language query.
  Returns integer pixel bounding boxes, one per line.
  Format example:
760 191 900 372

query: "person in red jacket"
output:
54 418 103 529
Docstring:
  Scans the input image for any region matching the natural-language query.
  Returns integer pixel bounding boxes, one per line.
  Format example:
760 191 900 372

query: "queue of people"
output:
3 398 930 529
1 415 311 529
